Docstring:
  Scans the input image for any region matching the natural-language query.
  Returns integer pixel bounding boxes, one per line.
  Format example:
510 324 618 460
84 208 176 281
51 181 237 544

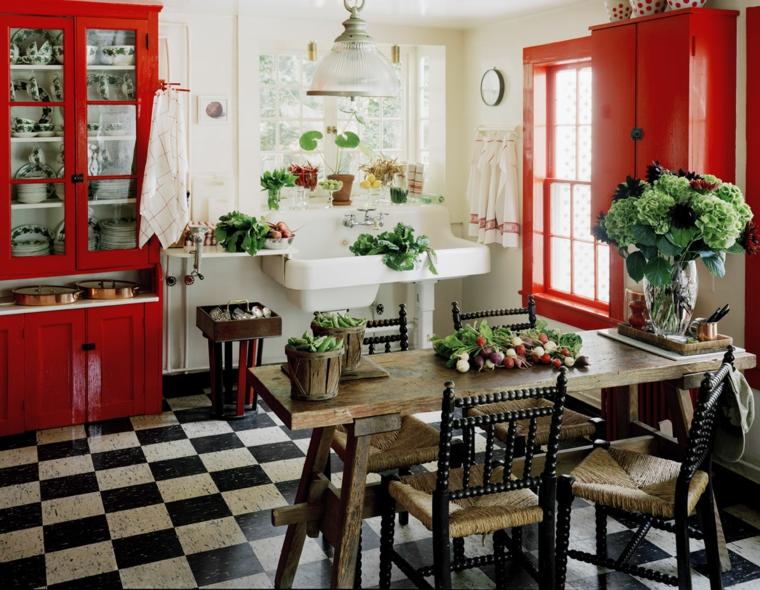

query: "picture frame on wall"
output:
197 95 228 124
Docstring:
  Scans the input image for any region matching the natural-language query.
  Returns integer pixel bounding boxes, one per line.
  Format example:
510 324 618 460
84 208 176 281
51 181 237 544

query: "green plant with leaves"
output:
260 168 297 210
287 332 343 353
349 222 438 274
300 128 361 175
313 312 366 329
215 211 270 256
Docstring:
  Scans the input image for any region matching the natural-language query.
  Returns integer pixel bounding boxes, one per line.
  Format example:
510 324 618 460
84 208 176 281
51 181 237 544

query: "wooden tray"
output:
617 323 732 356
196 302 282 343
281 355 390 383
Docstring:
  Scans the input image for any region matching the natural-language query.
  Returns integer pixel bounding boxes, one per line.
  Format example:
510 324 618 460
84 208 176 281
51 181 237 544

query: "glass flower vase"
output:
267 187 281 210
643 260 698 337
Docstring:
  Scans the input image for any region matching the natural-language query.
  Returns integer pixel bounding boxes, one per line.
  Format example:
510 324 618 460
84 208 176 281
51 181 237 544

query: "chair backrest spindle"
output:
452 296 537 332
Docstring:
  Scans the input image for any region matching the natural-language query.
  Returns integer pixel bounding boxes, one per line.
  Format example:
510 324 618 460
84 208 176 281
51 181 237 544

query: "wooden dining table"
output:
249 330 755 589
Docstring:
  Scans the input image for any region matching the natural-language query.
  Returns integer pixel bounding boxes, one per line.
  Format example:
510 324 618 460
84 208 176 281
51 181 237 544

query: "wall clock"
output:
480 67 505 107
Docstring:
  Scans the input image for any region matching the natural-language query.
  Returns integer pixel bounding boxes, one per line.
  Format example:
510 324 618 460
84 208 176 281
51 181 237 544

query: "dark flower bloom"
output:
646 160 668 184
676 168 702 181
613 176 645 200
669 202 698 229
689 178 719 193
592 213 612 243
739 221 760 256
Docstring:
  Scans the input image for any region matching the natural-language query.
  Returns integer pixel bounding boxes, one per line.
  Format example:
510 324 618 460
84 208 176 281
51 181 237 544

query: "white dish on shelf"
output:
12 131 37 138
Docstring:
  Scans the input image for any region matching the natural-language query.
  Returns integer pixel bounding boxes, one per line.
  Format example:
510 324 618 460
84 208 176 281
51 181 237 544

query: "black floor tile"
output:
48 570 122 590
166 493 231 527
40 472 98 501
235 510 279 542
86 418 134 437
692 547 760 586
0 554 46 589
190 433 244 455
284 425 313 440
719 511 760 543
248 440 304 463
0 503 41 534
149 455 207 481
568 571 650 590
0 431 36 451
227 411 276 431
91 447 146 471
173 407 215 424
210 465 270 492
112 528 183 569
43 514 111 552
274 479 300 504
135 425 187 446
0 462 38 487
101 482 163 513
605 529 672 563
289 557 333 589
37 438 89 462
186 542 263 586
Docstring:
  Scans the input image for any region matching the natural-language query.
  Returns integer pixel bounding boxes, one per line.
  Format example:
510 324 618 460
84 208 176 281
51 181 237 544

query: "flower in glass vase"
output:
594 162 754 336
260 168 296 211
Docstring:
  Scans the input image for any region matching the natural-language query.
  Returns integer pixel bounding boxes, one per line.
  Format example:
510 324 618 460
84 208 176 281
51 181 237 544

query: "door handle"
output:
82 342 96 351
71 173 84 183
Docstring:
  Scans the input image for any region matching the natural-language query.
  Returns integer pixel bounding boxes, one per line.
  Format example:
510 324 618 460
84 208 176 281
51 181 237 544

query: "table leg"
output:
331 425 371 589
275 426 336 589
247 340 257 408
224 341 234 406
236 341 249 417
209 340 224 417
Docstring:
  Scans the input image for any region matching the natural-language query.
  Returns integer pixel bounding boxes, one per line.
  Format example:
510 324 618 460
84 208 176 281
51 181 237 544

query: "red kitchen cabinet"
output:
590 8 737 320
0 315 24 435
25 310 87 431
86 304 145 422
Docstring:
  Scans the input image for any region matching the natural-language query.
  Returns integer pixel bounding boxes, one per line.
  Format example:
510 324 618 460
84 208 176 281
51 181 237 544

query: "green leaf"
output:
669 226 697 248
638 245 658 261
657 235 682 257
701 252 726 277
334 130 360 149
644 257 673 286
632 224 657 247
299 130 323 151
626 251 647 282
726 241 745 254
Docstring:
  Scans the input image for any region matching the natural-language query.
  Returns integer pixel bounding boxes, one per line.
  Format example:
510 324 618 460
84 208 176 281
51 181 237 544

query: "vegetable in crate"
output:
260 168 297 210
349 222 438 275
215 211 270 256
287 332 343 353
313 312 366 329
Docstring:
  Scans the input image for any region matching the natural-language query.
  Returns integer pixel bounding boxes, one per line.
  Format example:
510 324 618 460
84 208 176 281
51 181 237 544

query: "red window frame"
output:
522 37 615 330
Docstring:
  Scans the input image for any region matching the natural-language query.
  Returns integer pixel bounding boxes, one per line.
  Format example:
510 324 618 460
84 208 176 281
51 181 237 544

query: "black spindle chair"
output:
379 370 568 590
363 303 409 354
555 347 737 590
451 296 537 332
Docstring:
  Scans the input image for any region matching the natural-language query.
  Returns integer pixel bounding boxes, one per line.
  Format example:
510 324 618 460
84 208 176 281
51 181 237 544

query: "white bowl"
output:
264 236 295 250
101 45 135 66
86 45 98 65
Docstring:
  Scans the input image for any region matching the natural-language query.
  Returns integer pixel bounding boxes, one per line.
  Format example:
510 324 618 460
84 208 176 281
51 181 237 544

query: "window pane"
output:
554 126 576 179
384 96 401 118
597 244 610 303
534 232 544 284
260 121 276 151
278 88 300 118
554 69 577 125
302 58 316 86
383 120 402 151
578 67 592 125
420 87 430 119
550 183 571 237
572 184 592 240
550 237 571 293
278 121 300 151
578 125 591 182
363 119 381 151
278 55 299 85
259 55 275 84
302 94 323 119
573 241 595 299
260 86 276 118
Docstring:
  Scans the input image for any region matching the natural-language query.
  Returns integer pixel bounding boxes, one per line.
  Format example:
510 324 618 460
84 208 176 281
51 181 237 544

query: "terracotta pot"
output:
328 174 354 206
311 322 366 372
285 346 343 401
666 0 706 8
605 0 632 21
629 0 666 17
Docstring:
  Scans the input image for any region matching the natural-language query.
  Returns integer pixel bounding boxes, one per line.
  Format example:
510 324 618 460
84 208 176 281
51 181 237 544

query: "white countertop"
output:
0 293 159 315
162 246 297 259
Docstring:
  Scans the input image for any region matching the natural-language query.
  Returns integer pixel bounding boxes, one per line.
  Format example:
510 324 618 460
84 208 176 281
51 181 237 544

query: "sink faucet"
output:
343 208 388 229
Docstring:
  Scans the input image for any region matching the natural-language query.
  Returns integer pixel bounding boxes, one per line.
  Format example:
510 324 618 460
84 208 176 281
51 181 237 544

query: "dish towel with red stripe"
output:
139 87 189 249
467 134 520 247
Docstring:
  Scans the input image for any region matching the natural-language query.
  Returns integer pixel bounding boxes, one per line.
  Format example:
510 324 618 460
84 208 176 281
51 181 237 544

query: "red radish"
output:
515 344 526 357
552 358 562 369
281 229 293 238
475 336 487 348
503 356 516 369
539 333 549 344
541 353 551 364
270 230 282 239
560 347 570 357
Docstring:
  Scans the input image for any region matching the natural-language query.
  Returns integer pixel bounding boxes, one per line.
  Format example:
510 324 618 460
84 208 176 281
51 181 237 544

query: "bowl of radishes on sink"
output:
264 221 295 249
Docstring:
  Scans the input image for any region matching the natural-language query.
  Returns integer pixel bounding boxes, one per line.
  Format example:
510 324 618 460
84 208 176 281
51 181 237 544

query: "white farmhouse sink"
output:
260 204 490 311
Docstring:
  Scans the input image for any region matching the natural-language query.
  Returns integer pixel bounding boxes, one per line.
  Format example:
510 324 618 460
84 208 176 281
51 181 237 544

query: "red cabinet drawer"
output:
0 315 25 436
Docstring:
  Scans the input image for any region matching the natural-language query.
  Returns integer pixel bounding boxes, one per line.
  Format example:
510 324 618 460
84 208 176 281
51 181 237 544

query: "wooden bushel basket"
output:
285 346 344 401
310 323 366 372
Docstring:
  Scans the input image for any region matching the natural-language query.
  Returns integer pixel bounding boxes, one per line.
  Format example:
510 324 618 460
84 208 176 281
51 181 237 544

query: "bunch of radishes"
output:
267 221 294 240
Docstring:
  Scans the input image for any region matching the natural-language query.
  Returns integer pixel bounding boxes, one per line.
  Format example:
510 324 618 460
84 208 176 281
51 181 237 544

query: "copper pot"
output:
327 174 354 206
12 285 82 306
75 279 140 299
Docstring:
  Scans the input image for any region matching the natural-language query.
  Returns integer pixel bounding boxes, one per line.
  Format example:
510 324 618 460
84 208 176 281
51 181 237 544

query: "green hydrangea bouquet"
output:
594 162 757 335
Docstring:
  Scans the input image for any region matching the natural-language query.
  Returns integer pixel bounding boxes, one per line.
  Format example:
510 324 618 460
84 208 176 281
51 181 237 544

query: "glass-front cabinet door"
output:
76 18 149 269
3 17 76 276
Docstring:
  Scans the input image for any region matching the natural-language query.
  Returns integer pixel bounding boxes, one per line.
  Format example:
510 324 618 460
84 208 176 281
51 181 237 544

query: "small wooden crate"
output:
617 323 732 356
196 303 282 343
285 347 343 401
311 323 366 372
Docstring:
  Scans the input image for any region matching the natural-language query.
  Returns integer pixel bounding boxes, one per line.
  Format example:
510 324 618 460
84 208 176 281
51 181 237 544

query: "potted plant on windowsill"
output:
299 128 361 206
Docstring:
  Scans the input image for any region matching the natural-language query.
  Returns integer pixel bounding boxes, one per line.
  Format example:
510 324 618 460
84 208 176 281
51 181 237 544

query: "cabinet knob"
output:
82 342 96 351
71 173 84 184
630 127 644 141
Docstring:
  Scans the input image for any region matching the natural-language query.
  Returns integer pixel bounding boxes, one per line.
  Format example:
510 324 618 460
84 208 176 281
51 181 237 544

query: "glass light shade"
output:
308 41 399 97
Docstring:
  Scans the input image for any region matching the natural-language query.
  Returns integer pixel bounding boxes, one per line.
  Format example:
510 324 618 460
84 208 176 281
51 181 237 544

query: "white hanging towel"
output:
139 88 189 249
467 135 520 247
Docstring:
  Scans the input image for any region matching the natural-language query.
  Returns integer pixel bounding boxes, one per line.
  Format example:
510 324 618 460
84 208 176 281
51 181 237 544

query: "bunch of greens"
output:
287 332 343 353
349 223 438 274
261 168 297 210
215 211 270 256
594 162 755 285
313 312 366 329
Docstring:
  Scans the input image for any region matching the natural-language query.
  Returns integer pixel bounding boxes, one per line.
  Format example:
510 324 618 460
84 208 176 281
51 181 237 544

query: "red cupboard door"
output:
86 304 145 422
0 315 24 435
25 310 86 430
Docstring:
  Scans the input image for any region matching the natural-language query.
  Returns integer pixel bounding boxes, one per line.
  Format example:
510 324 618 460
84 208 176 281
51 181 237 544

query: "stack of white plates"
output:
13 239 50 257
90 180 134 201
99 218 136 250
16 184 50 204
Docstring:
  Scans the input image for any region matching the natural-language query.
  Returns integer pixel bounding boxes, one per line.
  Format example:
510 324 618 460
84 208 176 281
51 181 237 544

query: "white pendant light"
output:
308 0 399 98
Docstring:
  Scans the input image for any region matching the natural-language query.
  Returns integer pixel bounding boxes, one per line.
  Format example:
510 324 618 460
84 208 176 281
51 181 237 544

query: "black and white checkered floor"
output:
1 391 760 589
